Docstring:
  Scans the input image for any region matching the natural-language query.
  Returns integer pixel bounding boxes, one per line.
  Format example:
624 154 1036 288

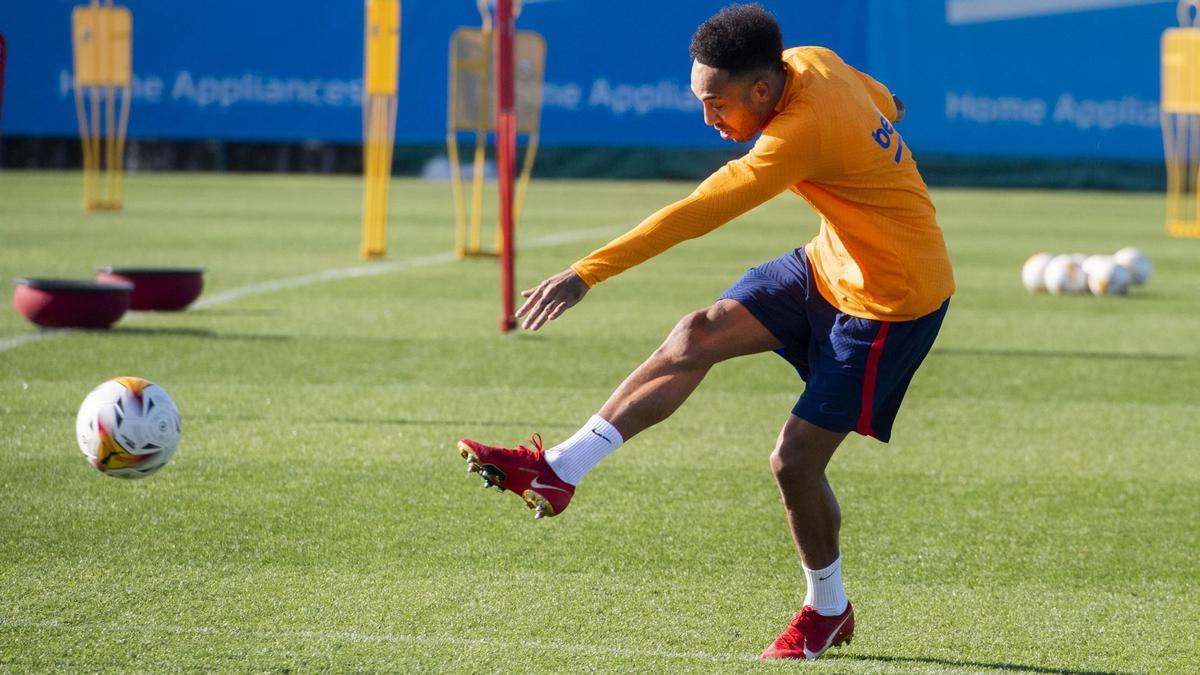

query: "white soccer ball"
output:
1043 254 1087 295
1021 252 1054 292
1084 256 1131 296
1081 255 1108 279
76 377 181 479
1113 247 1152 286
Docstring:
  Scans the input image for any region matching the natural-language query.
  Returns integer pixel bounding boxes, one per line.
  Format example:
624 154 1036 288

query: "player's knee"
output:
769 441 822 485
655 309 720 369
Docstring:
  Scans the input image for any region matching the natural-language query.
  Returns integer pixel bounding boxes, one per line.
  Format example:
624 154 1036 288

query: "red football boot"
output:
457 434 575 519
760 603 854 661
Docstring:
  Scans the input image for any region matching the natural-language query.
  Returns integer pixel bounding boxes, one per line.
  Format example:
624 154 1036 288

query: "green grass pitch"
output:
0 170 1197 672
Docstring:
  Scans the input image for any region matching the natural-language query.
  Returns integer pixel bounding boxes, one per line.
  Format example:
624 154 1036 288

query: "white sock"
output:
544 415 623 486
803 556 849 616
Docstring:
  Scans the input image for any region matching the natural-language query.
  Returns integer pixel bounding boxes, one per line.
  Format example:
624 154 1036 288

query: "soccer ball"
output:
76 377 181 479
1043 254 1087 295
1083 255 1131 296
1081 254 1107 279
1021 252 1054 292
1113 247 1151 286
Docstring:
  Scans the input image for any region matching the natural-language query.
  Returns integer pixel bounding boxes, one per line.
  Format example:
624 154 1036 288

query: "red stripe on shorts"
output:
856 322 891 437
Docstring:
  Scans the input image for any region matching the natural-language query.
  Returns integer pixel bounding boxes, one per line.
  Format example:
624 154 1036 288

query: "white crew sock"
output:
544 414 623 486
803 556 849 616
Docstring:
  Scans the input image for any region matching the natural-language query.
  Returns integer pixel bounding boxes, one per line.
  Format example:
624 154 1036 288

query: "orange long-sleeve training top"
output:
570 47 955 322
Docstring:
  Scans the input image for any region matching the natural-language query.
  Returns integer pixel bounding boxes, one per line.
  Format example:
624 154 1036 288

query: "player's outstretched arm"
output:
516 267 590 331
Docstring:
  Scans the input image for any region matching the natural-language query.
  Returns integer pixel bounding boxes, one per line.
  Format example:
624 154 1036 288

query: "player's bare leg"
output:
458 299 780 516
598 299 782 441
761 415 855 660
771 416 846 568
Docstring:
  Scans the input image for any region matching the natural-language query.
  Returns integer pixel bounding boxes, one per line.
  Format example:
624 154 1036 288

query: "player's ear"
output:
752 78 771 102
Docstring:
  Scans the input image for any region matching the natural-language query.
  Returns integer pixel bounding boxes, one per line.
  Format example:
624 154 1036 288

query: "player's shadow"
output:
107 326 289 342
187 307 277 316
826 653 1144 675
328 417 578 431
180 415 576 429
934 347 1184 362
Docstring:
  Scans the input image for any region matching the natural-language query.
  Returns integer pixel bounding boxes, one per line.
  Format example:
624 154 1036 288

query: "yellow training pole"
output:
107 6 130 208
72 0 131 212
510 132 539 245
448 131 468 258
469 129 488 254
1162 0 1200 237
447 26 474 259
361 0 400 259
72 3 98 210
508 30 545 247
469 19 493 256
445 2 544 260
447 4 500 258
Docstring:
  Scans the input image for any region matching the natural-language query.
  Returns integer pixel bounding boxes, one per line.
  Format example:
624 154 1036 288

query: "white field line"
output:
0 618 756 664
0 330 68 352
0 225 621 354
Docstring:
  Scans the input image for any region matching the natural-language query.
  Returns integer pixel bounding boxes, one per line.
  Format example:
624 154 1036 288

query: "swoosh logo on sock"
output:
589 428 612 443
817 572 835 581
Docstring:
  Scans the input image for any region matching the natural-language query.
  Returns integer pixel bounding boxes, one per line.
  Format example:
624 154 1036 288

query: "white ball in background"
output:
1068 253 1089 268
1113 247 1152 286
1021 252 1054 292
1084 255 1131 296
1043 254 1087 295
1081 255 1108 279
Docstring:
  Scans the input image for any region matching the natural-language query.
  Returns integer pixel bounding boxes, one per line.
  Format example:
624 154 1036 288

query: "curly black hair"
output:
689 4 783 77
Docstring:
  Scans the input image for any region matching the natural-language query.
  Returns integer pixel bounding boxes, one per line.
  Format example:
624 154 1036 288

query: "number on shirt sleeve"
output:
870 115 905 164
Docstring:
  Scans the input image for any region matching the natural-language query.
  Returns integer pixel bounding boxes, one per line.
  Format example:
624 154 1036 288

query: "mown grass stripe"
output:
0 618 756 664
0 225 621 354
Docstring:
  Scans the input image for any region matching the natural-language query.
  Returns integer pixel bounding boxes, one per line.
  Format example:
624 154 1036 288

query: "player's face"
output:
690 60 776 143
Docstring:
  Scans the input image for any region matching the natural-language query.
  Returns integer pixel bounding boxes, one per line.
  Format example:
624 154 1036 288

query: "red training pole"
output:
495 0 517 333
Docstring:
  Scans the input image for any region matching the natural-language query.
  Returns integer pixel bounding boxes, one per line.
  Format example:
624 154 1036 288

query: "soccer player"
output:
458 3 954 661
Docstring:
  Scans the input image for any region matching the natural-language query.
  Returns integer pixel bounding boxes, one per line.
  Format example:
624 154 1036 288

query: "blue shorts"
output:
719 248 948 442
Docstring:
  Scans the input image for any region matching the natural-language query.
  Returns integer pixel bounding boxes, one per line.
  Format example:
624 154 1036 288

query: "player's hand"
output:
516 268 589 331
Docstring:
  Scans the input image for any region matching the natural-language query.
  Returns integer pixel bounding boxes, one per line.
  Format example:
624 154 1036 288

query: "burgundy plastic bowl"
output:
95 267 204 311
13 278 133 329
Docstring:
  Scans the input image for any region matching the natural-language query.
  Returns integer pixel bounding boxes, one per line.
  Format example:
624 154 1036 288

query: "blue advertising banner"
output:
867 0 1175 161
0 1 865 147
0 0 1179 159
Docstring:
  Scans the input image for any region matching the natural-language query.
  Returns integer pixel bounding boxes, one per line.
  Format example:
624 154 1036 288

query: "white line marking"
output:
947 0 1169 25
189 251 458 310
0 618 756 664
0 225 621 354
0 330 68 352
